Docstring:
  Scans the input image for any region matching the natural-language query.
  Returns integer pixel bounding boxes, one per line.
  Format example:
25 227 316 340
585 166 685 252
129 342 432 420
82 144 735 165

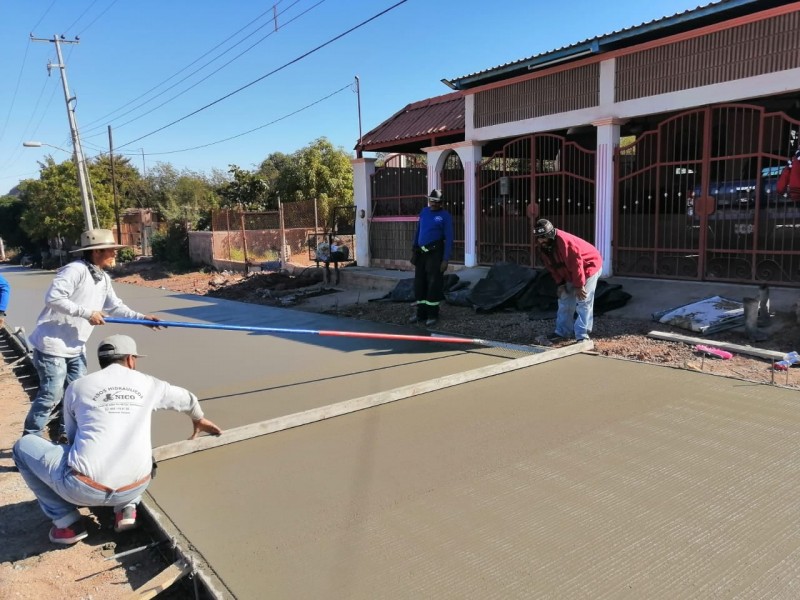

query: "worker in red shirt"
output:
533 219 602 343
776 148 800 201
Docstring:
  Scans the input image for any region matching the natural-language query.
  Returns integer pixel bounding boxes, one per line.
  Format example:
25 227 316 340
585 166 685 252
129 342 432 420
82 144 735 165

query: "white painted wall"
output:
351 158 376 267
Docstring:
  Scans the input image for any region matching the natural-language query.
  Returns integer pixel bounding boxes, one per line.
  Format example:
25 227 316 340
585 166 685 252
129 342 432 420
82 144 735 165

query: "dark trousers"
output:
413 246 444 319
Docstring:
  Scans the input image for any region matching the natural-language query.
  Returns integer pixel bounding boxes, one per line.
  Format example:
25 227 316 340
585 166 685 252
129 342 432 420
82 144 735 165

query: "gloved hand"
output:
410 247 418 266
440 260 448 273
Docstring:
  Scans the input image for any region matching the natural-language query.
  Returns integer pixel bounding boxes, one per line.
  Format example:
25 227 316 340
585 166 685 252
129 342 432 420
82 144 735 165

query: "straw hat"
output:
70 229 127 253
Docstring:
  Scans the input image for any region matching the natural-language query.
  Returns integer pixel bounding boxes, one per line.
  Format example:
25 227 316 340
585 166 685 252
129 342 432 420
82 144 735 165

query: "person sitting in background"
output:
316 234 349 286
24 229 161 440
13 334 223 544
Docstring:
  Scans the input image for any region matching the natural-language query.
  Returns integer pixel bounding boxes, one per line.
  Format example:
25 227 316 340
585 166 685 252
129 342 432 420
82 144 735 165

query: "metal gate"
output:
477 134 596 266
370 153 427 217
440 151 465 262
369 154 427 262
615 104 800 284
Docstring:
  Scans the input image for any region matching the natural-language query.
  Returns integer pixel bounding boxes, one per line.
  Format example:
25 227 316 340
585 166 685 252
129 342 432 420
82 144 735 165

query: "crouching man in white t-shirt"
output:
13 334 222 544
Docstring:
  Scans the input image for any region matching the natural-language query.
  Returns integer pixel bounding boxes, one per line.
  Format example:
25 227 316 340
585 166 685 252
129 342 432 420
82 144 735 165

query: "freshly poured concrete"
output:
1 266 516 445
7 266 800 598
151 355 800 599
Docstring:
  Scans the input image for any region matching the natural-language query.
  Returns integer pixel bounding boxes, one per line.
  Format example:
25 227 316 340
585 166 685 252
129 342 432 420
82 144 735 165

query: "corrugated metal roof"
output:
357 91 464 152
444 0 760 89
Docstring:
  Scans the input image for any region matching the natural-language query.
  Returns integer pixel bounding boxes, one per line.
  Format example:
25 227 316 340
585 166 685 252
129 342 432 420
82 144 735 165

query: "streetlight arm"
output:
23 141 71 153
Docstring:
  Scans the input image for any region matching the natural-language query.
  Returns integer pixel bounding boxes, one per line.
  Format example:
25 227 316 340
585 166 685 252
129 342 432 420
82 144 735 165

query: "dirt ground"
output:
2 258 799 598
0 361 196 598
112 259 800 388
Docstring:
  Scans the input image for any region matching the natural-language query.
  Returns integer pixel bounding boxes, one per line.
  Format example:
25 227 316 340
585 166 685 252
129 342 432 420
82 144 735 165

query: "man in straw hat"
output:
13 334 222 544
24 229 161 439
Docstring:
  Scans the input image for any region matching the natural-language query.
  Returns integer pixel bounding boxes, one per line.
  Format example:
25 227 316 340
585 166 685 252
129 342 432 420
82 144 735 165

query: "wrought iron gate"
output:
440 151 465 262
477 134 596 266
369 154 427 262
615 104 800 284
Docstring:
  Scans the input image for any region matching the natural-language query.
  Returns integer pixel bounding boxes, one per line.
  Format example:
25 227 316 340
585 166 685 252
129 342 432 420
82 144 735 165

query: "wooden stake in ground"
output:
127 560 190 600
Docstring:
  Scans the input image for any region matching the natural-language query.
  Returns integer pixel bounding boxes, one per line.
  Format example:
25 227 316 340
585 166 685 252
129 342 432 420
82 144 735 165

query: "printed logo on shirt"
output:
92 386 145 414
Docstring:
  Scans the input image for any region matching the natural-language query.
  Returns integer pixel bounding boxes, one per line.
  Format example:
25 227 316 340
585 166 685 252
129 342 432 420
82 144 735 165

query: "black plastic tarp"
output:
371 263 631 317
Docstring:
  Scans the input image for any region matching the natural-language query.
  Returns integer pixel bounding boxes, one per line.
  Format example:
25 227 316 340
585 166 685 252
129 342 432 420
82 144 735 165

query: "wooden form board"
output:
647 330 786 360
153 340 593 462
127 560 190 599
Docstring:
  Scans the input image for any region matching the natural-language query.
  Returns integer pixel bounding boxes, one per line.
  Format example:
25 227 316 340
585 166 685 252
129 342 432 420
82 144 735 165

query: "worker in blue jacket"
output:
0 273 9 329
410 189 453 327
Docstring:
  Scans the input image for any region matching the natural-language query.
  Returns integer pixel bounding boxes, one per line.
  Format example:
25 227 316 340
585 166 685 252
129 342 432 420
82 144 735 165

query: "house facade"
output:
352 0 800 285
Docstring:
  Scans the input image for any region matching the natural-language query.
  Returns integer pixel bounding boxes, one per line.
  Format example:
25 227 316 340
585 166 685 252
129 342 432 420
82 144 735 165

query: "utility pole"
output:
108 126 123 244
31 34 95 232
355 75 363 158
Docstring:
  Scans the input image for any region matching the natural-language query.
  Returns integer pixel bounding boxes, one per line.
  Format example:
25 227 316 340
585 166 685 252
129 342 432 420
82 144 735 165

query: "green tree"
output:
256 137 354 223
0 195 31 250
137 163 220 231
257 151 296 208
91 154 146 210
293 137 353 225
18 157 116 246
174 173 220 228
216 165 268 210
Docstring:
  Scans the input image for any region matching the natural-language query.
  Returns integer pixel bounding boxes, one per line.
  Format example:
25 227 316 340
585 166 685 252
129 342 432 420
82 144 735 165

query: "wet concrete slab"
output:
0 266 520 446
8 266 800 599
151 355 800 599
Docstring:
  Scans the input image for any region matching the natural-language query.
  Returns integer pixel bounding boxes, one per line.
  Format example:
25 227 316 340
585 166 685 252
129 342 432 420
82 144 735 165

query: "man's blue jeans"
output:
12 434 147 528
554 271 601 340
24 350 87 436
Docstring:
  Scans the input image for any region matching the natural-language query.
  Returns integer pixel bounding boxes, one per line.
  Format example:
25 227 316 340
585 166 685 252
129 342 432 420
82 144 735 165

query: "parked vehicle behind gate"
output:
687 166 789 216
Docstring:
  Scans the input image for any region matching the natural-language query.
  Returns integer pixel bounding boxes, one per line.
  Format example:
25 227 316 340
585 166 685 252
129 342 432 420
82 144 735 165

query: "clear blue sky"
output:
0 0 706 192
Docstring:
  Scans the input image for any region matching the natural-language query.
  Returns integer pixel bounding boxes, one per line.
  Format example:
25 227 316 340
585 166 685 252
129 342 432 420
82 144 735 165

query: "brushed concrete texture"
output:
150 355 800 599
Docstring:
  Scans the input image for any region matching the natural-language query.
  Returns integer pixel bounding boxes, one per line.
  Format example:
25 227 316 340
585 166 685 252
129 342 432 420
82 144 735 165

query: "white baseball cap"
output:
97 334 146 359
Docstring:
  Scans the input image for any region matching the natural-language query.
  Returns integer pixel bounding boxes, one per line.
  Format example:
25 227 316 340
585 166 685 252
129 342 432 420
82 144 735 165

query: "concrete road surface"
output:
4 265 800 599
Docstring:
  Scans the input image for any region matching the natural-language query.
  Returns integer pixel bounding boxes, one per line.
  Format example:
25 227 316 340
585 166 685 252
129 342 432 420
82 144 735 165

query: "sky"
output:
0 0 709 192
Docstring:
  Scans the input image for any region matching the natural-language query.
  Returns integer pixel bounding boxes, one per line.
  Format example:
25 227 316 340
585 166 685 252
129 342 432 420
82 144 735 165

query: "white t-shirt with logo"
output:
64 363 204 489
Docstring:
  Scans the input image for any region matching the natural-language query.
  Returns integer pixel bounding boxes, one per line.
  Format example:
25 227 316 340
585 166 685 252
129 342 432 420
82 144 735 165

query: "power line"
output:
63 0 100 35
30 0 59 32
132 82 352 156
80 0 297 133
0 0 58 151
85 0 325 138
76 0 123 37
0 38 32 148
117 0 409 150
0 45 70 173
1 74 57 169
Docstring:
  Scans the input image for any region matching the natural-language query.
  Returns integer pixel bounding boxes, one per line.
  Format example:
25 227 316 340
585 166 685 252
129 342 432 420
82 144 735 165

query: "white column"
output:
351 157 376 267
592 118 622 277
455 143 483 267
424 149 446 192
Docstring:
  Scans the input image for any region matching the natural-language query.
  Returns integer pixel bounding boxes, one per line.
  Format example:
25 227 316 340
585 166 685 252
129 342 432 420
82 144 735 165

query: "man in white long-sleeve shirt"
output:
25 229 161 438
13 334 223 544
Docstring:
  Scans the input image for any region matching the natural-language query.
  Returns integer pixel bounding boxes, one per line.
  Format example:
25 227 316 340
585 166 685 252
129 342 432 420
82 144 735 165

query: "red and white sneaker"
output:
49 520 89 545
114 505 137 532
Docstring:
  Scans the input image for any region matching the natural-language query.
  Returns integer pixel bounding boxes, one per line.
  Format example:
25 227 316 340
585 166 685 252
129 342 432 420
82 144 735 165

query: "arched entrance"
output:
440 151 465 262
